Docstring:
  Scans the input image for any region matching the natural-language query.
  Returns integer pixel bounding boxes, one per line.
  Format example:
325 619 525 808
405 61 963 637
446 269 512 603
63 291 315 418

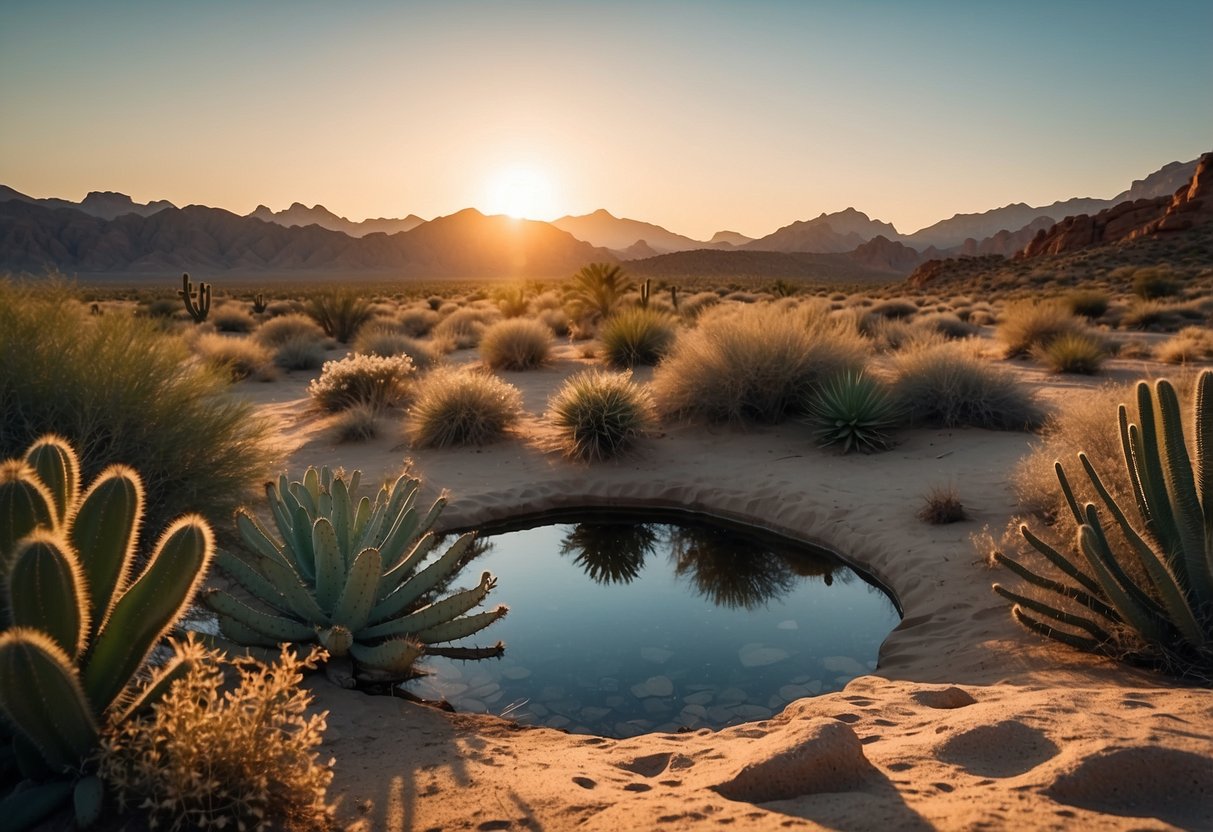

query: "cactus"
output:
639 279 651 309
205 466 506 686
669 285 679 312
178 272 211 323
993 370 1213 674
0 435 214 829
251 292 267 314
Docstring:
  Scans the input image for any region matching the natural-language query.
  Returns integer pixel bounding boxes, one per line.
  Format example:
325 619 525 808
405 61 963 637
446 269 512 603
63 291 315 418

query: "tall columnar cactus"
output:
993 370 1213 673
639 279 651 309
0 435 214 829
251 292 267 314
669 285 679 312
205 467 506 687
178 272 211 323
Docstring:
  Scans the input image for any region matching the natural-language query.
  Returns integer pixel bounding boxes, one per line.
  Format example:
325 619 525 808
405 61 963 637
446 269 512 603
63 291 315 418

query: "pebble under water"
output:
406 512 900 738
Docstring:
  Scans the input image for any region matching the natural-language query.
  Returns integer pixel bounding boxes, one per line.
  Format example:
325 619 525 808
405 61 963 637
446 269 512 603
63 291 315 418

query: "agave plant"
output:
0 435 213 830
807 370 900 454
205 467 506 687
993 370 1213 674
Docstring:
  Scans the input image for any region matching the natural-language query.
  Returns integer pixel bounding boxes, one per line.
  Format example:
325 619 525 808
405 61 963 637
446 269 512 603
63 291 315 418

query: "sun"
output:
483 166 558 220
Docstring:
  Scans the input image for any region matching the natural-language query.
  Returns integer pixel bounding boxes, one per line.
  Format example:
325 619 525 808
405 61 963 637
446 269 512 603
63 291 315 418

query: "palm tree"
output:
569 263 631 320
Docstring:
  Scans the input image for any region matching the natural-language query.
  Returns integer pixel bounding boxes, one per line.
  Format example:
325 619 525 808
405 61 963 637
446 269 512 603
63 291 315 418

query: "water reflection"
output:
559 522 659 585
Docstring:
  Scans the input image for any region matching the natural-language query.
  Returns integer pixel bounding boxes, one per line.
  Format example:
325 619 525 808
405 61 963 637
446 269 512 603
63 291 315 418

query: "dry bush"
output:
307 353 415 412
274 335 329 371
539 307 571 337
1120 299 1205 332
98 644 332 832
478 318 553 370
650 302 868 423
548 369 653 461
330 402 379 442
678 291 721 319
305 291 374 343
599 307 677 368
1064 290 1110 320
1033 332 1108 374
191 333 276 381
913 312 979 340
432 306 501 350
406 367 522 447
890 341 1042 430
255 313 328 348
867 298 919 320
352 325 441 369
918 485 967 524
997 300 1087 357
1155 326 1213 364
211 305 257 333
264 299 303 317
865 316 946 353
397 306 441 337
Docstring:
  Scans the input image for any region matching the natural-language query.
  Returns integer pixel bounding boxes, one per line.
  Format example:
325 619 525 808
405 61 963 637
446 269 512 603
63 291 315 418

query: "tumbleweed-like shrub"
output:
406 368 522 448
479 318 553 370
1034 332 1108 375
997 300 1087 357
599 307 677 368
190 332 276 381
890 341 1042 430
255 313 329 348
307 353 415 412
548 370 654 461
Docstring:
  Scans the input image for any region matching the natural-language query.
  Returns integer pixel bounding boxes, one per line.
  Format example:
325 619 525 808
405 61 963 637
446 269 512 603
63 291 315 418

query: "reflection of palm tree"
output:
667 524 833 609
560 522 658 584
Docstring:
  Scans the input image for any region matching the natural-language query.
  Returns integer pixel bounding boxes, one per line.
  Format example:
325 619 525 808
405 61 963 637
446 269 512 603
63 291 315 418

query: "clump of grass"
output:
0 280 271 537
406 368 522 447
330 402 379 442
1034 332 1107 374
1132 266 1180 299
274 335 329 371
352 324 440 371
918 485 967 524
1155 326 1213 364
539 307 571 337
190 333 276 381
254 313 327 348
650 303 868 423
913 312 979 340
1120 299 1202 332
478 318 553 370
807 370 900 453
866 299 918 321
997 300 1087 357
1064 290 1110 320
307 353 415 412
306 290 374 343
548 369 653 461
432 306 501 350
397 306 441 337
211 305 257 333
890 341 1042 430
98 644 333 832
599 307 677 368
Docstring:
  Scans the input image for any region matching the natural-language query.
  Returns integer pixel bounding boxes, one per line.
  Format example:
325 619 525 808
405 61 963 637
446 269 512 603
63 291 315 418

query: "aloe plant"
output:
808 370 900 454
0 435 214 829
205 467 506 687
993 370 1213 674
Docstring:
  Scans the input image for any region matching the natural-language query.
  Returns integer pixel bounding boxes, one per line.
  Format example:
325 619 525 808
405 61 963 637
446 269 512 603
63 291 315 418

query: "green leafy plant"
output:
807 370 900 453
548 370 653 461
0 435 214 830
204 467 506 686
569 263 631 320
599 307 677 368
993 370 1213 676
178 273 211 323
98 645 333 832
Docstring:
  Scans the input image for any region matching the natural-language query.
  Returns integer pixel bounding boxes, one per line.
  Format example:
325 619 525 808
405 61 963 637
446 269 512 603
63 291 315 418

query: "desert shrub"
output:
548 369 653 461
650 303 868 423
1065 290 1110 320
98 646 332 832
479 318 553 370
305 290 373 343
807 370 900 453
330 402 379 442
997 300 1087 357
406 368 522 448
191 333 276 381
211 305 257 333
568 262 631 319
539 307 571 336
867 299 918 320
599 307 677 368
0 281 270 535
679 291 721 319
264 299 302 317
143 297 181 319
890 341 1042 430
274 335 329 371
307 353 415 412
1120 299 1203 332
432 305 501 350
496 285 530 318
1155 327 1213 364
1034 332 1107 374
913 312 979 340
918 485 967 524
1132 266 1180 299
255 313 327 348
397 306 441 337
864 316 946 353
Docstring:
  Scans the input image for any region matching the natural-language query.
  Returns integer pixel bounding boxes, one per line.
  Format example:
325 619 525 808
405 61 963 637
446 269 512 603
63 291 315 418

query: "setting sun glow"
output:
483 166 558 220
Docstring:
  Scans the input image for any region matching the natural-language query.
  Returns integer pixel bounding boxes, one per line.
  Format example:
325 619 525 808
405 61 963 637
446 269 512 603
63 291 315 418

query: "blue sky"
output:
2 1 1210 237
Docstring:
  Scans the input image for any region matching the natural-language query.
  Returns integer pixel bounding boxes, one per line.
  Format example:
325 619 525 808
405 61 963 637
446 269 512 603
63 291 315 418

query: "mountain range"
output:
0 155 1204 278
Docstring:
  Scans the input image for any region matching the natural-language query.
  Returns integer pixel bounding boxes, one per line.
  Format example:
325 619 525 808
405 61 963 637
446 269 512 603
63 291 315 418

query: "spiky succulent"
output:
205 467 506 686
548 369 653 461
807 370 900 454
0 435 214 830
994 370 1213 675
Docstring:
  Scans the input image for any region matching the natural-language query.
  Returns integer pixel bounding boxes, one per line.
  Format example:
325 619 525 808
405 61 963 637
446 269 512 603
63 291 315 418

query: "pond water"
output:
406 511 900 738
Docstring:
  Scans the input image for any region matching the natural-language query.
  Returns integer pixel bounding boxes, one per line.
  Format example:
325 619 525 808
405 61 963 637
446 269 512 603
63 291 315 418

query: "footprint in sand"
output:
938 720 1059 778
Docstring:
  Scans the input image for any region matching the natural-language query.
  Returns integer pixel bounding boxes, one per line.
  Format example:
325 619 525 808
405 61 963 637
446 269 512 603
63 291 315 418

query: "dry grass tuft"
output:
479 318 553 370
406 368 522 448
918 485 967 524
548 369 653 461
891 341 1042 430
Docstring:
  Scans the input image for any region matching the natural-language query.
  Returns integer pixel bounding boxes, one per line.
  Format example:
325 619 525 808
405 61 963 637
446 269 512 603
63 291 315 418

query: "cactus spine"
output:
178 272 211 323
206 466 506 684
994 370 1213 673
0 435 214 829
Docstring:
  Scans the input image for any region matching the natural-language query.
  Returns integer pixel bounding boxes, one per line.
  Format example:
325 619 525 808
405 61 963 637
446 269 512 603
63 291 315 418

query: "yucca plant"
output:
0 435 214 830
305 290 374 343
807 370 900 454
993 370 1213 676
204 467 506 687
569 263 631 320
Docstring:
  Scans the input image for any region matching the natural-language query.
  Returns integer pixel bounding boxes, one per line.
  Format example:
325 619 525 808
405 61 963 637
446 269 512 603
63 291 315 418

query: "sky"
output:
1 1 1210 240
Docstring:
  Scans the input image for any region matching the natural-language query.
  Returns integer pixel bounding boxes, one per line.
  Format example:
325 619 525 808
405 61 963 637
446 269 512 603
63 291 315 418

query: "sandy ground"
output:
234 344 1213 832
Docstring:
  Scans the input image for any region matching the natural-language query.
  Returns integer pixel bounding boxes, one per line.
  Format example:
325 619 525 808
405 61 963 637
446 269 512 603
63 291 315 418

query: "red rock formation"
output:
1020 152 1212 257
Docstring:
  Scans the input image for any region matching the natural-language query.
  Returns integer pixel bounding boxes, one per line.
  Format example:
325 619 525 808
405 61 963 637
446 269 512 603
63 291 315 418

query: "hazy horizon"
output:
2 1 1211 240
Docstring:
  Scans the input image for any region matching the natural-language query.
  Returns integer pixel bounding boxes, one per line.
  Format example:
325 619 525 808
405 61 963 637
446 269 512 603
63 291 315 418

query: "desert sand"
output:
237 344 1213 831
